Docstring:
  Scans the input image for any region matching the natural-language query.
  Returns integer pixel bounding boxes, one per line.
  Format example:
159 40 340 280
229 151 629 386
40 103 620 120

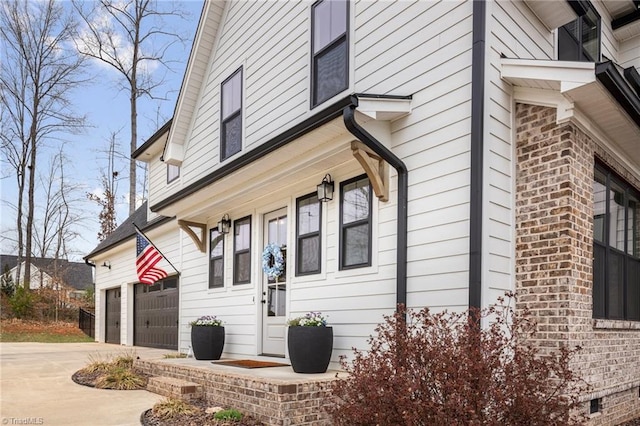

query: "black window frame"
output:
166 163 180 184
593 161 640 321
558 2 601 62
233 215 251 285
220 67 243 162
296 192 322 276
209 227 224 289
339 174 372 270
310 0 349 108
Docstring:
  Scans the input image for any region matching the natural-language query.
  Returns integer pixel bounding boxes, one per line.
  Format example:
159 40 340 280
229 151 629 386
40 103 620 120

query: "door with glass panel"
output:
261 208 287 356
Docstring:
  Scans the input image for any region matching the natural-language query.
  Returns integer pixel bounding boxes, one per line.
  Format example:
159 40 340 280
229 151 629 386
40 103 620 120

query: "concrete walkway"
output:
1 342 174 426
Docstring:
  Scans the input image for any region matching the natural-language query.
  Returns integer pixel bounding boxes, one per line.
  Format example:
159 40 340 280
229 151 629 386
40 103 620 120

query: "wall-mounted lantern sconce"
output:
217 214 231 234
317 174 334 202
102 261 111 270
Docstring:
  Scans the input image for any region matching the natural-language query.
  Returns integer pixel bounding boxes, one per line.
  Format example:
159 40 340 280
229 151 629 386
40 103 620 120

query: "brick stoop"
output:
147 376 203 401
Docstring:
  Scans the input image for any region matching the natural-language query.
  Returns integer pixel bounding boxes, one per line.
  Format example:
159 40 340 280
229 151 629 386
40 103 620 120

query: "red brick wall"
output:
515 103 640 425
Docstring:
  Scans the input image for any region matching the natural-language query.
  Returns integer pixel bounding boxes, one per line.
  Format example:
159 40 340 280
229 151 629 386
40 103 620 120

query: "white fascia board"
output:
163 143 184 166
501 58 596 91
356 97 412 121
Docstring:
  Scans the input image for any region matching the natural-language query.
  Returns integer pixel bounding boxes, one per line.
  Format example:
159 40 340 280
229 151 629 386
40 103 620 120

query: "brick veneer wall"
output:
515 103 640 425
136 359 336 426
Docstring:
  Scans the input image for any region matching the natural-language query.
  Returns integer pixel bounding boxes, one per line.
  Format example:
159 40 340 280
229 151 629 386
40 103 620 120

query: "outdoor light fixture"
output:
217 214 231 234
102 261 111 269
317 174 334 202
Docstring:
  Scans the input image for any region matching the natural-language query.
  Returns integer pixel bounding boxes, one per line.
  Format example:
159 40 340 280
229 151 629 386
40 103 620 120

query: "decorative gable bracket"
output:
178 220 206 253
351 141 389 202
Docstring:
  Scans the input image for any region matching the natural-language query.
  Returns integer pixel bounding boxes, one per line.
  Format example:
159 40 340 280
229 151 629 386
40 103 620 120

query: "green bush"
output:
9 286 34 319
214 408 243 421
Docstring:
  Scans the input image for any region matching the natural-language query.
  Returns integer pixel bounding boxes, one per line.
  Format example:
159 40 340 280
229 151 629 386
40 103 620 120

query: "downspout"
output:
343 98 408 308
469 0 486 311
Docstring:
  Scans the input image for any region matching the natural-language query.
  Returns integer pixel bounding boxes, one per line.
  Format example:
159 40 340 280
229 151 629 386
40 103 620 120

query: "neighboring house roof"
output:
84 201 173 260
0 255 93 290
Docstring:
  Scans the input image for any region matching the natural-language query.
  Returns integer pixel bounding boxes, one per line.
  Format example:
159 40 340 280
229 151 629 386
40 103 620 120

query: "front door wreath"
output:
262 243 285 279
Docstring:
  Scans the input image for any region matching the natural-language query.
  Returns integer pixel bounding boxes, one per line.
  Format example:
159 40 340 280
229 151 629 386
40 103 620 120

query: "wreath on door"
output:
262 243 285 279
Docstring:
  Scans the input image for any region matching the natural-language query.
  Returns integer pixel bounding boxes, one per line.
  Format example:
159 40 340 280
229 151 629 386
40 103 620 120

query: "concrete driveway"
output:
1 342 174 426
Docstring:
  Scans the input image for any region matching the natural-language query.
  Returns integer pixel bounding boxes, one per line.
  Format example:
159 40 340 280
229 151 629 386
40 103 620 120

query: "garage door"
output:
134 276 178 350
105 288 121 344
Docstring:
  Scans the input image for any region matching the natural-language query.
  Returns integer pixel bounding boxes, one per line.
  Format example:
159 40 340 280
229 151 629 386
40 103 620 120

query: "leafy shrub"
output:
1 265 15 298
329 295 586 426
152 398 200 419
214 408 243 421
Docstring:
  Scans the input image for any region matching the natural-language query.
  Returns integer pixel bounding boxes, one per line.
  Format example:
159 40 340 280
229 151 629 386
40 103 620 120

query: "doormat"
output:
212 359 290 369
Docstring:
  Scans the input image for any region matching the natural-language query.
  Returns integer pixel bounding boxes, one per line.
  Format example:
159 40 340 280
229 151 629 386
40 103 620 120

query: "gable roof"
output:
84 201 173 260
163 0 225 165
0 255 93 290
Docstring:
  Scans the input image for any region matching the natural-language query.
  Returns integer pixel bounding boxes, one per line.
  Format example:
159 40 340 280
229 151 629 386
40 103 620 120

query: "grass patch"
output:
0 332 94 343
76 350 147 390
152 398 200 419
94 367 146 390
0 319 94 343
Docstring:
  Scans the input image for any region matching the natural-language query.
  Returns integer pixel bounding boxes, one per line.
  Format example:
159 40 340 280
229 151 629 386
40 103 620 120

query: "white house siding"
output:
482 1 555 305
594 1 619 63
147 151 174 222
178 0 313 190
353 0 474 312
92 223 179 345
619 35 640 70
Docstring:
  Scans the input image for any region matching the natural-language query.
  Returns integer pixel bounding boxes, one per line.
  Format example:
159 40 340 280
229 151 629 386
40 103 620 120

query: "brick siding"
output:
515 103 640 425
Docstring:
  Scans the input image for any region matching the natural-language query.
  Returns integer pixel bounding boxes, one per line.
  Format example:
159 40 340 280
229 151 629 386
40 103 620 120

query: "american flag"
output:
136 230 168 285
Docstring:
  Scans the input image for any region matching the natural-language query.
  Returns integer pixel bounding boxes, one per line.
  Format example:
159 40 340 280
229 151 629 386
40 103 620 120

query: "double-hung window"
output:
311 0 348 107
209 228 224 289
296 193 322 275
167 164 180 184
593 163 640 320
233 216 251 284
558 3 600 62
340 175 372 269
221 67 243 161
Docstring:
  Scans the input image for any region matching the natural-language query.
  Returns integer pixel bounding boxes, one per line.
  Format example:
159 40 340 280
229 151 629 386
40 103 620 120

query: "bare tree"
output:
88 132 125 242
73 0 186 216
0 0 86 289
32 147 85 263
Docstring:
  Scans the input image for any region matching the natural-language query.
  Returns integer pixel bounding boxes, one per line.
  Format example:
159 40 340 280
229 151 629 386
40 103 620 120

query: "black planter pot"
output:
287 326 333 373
191 326 225 360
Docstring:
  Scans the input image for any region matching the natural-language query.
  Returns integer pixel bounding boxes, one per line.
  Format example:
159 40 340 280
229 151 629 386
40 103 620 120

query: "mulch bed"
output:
71 367 150 389
140 399 264 426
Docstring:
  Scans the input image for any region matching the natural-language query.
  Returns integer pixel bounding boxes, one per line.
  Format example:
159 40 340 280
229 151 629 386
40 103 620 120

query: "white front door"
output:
261 208 288 356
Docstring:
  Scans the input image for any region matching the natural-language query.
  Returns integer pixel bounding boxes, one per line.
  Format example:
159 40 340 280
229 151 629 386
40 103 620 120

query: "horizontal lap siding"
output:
354 0 473 313
619 36 640 70
484 0 554 307
181 1 310 188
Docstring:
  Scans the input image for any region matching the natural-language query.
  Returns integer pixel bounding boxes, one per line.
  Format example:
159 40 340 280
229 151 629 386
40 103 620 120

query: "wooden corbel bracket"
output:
351 141 389 202
178 220 206 253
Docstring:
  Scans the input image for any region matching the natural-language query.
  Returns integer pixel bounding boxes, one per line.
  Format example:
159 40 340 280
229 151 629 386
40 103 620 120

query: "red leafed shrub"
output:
329 296 587 426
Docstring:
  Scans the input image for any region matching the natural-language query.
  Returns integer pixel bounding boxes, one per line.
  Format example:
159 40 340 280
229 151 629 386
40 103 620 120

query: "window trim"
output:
296 192 322 276
166 163 180 184
233 215 251 285
209 227 224 289
593 161 640 321
310 0 349 109
220 67 243 162
339 174 372 270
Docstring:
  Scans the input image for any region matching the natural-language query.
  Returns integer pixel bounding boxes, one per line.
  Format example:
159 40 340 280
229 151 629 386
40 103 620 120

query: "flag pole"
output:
134 224 181 276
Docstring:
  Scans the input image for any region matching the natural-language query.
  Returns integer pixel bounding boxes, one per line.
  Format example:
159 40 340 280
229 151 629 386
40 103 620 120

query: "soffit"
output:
501 58 640 168
157 118 355 222
523 0 579 30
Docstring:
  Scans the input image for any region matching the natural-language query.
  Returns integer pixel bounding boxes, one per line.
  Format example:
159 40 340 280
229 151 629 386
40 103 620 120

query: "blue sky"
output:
0 0 203 261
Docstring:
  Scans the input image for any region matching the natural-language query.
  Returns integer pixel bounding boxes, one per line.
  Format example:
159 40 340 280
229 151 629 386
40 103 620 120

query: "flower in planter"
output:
190 315 223 327
287 311 327 327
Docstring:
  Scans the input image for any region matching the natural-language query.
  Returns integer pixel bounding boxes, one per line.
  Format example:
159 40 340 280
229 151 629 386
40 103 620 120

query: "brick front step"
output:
147 376 203 401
